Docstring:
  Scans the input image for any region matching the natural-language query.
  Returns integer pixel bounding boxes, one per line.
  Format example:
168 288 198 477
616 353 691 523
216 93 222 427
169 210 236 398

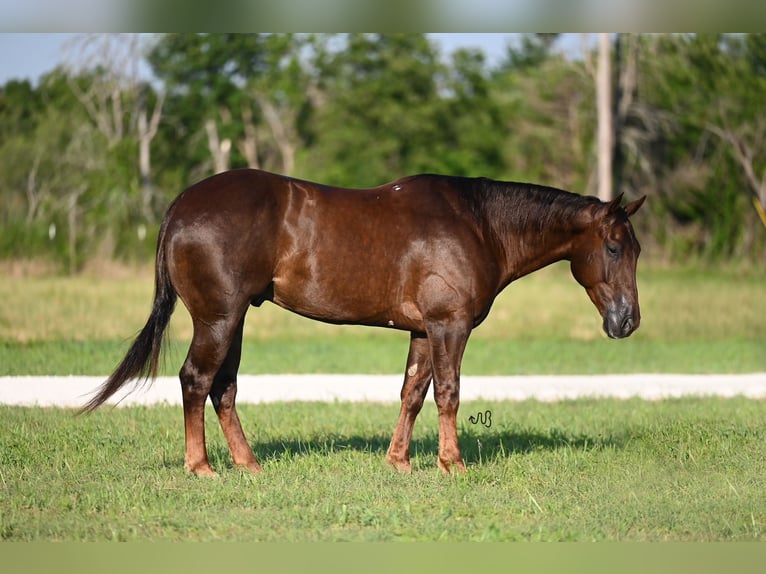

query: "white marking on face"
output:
407 364 418 377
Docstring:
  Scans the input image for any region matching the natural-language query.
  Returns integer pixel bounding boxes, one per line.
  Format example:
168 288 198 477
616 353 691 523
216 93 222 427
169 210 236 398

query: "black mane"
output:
454 176 601 233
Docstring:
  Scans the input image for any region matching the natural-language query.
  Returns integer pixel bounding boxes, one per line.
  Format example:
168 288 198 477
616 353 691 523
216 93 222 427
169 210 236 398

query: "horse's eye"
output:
606 245 619 257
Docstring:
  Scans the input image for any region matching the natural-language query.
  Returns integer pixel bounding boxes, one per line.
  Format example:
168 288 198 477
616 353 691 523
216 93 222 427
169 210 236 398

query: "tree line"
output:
1 33 764 272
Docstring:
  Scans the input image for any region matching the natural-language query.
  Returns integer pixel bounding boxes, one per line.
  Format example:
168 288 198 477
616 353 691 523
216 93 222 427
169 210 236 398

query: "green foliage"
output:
1 33 765 270
502 33 561 71
307 34 441 184
632 34 766 259
492 54 593 191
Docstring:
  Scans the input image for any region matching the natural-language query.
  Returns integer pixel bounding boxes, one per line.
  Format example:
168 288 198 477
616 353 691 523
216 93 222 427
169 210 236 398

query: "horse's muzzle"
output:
603 308 640 339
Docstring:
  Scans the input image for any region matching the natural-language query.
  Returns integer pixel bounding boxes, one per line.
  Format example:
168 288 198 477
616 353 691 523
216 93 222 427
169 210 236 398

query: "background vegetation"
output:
1 33 765 272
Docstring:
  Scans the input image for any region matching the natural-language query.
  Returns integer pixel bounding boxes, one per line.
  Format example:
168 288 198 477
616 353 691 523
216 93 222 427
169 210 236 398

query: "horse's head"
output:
570 193 646 339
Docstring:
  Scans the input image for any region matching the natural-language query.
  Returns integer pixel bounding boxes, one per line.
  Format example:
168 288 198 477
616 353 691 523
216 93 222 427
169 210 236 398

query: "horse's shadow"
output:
199 426 621 471
454 426 619 464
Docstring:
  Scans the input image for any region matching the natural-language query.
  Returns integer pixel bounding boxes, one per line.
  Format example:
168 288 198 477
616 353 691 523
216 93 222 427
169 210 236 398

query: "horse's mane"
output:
454 176 601 234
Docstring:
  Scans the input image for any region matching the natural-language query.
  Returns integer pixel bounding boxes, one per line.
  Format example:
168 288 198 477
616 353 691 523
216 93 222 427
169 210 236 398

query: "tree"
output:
578 33 636 202
148 33 250 176
64 34 167 223
136 84 165 221
0 79 46 223
148 33 309 179
502 33 560 70
0 69 111 270
703 34 766 231
596 33 613 201
626 33 766 258
303 33 507 186
304 34 445 186
437 47 505 177
247 34 312 176
491 38 593 192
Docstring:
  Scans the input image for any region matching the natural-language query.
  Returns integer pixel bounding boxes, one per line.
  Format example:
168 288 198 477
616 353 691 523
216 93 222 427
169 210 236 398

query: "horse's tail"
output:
81 216 177 413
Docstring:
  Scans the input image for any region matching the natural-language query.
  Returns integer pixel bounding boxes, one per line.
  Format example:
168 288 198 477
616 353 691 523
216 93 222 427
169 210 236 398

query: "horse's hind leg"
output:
386 333 433 473
180 309 248 476
209 315 262 474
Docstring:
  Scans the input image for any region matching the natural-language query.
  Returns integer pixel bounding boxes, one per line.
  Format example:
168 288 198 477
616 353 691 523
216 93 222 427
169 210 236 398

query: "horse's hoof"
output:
237 462 264 475
185 462 217 477
386 455 412 474
437 459 466 474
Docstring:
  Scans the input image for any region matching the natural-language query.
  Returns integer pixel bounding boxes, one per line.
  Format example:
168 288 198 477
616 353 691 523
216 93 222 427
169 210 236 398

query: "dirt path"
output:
2 373 765 407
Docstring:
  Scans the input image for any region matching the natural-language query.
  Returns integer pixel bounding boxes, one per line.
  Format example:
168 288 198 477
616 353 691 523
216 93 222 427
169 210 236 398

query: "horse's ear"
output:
623 195 646 217
606 193 625 216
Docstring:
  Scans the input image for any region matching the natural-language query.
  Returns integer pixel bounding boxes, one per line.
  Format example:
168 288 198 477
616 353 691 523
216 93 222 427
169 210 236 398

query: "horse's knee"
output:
210 380 237 411
179 363 210 400
433 379 460 413
402 389 426 412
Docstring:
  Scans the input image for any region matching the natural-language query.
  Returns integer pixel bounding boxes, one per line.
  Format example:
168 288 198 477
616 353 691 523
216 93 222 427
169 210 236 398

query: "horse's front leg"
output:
426 319 470 474
386 333 433 473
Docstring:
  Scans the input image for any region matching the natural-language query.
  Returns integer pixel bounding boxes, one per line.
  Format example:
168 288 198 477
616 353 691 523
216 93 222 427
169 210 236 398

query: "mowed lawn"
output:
0 263 764 541
1 263 764 375
1 398 766 541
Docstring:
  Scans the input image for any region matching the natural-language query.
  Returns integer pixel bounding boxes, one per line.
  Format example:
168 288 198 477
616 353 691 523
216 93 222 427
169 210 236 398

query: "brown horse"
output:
83 169 645 475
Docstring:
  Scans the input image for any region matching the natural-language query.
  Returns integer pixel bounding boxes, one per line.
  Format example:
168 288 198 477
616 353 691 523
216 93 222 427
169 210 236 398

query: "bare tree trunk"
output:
597 33 613 202
138 109 151 208
612 34 639 199
64 34 135 149
708 124 766 229
137 91 164 222
238 105 260 169
205 119 231 174
66 190 84 274
257 95 296 176
25 155 43 223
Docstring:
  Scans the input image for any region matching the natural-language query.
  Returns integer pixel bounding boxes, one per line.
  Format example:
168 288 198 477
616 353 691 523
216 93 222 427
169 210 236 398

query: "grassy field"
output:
1 262 765 542
2 398 766 541
1 263 764 375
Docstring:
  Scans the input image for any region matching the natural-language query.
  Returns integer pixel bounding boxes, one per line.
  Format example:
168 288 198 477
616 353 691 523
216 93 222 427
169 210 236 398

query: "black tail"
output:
81 219 177 412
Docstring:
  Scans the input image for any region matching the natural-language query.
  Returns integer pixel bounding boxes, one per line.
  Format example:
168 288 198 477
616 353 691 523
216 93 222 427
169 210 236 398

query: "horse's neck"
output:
488 200 585 287
503 226 576 284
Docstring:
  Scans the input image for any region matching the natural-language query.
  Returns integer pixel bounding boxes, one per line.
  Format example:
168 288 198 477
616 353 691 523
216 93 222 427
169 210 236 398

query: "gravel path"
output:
1 373 765 408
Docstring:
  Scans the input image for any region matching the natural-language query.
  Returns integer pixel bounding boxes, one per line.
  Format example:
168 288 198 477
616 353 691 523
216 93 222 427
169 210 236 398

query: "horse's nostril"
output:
621 315 633 334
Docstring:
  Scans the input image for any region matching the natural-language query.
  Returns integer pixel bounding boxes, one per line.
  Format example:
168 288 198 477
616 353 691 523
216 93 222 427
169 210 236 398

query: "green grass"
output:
0 263 764 375
2 398 766 541
1 338 763 376
1 262 764 542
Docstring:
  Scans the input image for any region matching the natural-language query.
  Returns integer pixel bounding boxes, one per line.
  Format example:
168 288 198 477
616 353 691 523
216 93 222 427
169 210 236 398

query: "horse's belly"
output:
270 273 423 331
